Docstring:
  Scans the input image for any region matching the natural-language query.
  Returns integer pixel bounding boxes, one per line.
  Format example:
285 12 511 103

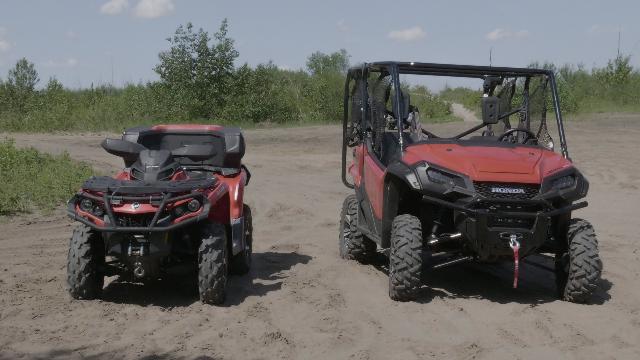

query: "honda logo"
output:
491 187 525 194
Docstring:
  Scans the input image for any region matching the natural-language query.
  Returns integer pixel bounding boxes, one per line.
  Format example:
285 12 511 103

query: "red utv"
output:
339 62 602 302
66 124 252 305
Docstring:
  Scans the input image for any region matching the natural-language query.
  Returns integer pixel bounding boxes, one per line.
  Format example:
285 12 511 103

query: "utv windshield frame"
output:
342 62 569 169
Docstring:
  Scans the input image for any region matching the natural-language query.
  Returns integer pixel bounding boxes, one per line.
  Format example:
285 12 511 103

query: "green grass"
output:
0 139 94 215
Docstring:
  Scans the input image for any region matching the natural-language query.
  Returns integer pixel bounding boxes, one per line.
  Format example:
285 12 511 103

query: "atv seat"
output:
122 126 245 169
380 132 414 166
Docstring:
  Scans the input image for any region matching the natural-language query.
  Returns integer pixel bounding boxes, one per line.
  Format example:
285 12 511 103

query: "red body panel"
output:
403 144 572 183
362 146 386 219
353 142 573 221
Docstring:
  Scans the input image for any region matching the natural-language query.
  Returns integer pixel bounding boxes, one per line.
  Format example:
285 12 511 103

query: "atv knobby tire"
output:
67 225 104 300
230 205 253 275
198 222 228 305
388 214 422 301
555 218 602 303
339 195 376 262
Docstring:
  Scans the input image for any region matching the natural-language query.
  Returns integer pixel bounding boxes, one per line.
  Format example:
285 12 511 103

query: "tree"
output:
306 49 349 76
154 19 239 119
6 58 39 112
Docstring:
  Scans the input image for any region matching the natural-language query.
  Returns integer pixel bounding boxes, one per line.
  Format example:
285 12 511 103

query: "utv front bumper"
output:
422 195 587 260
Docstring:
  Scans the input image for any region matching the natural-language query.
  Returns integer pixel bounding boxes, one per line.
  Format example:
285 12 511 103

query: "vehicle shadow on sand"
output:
370 253 612 305
100 251 311 308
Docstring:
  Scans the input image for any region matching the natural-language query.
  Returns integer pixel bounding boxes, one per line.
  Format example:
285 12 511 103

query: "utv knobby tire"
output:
388 214 422 301
198 222 228 305
230 205 253 275
555 218 602 303
339 195 376 262
67 225 104 300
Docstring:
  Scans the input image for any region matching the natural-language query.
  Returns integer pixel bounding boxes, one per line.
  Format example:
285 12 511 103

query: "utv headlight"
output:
552 175 575 190
426 167 466 188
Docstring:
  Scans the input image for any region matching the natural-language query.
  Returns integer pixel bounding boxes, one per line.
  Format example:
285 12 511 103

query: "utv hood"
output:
403 143 572 183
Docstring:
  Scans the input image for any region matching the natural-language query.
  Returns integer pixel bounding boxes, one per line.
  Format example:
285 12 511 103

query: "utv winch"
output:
338 62 602 302
66 125 252 305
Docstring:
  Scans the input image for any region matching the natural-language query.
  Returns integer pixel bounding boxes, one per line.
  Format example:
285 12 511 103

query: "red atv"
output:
66 125 252 305
339 62 602 302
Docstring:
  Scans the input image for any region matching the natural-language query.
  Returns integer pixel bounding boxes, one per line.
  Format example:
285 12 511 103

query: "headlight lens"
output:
187 199 201 212
426 167 466 187
80 198 93 212
552 175 575 190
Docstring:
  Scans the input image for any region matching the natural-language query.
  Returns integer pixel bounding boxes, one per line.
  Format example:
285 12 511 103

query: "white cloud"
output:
388 26 427 42
100 0 129 15
134 0 175 19
43 57 79 68
0 27 11 52
337 19 349 33
588 24 622 34
486 28 529 41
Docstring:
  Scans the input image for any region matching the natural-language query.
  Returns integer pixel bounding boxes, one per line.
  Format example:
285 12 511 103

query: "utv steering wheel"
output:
497 128 537 144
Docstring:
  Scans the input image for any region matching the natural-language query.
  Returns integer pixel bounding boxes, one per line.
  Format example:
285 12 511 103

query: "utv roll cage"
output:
342 62 569 189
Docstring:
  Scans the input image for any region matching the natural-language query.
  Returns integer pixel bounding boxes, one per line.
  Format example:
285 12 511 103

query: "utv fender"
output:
382 162 417 248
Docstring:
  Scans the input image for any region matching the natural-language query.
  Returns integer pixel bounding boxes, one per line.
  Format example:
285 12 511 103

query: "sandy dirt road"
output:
1 114 640 359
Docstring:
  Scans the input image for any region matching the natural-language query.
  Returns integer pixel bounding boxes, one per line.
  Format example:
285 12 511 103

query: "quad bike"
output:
66 125 252 305
339 62 602 302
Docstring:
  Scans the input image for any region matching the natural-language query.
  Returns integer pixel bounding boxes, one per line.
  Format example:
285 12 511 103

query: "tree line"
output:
0 19 638 132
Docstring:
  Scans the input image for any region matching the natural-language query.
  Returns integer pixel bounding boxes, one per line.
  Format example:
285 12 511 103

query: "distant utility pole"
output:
111 55 114 88
617 30 621 57
489 47 493 67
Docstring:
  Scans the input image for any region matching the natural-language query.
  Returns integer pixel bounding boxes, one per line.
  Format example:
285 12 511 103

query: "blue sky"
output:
0 0 638 88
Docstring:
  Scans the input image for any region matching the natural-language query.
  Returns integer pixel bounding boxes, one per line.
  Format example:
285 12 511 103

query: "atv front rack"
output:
67 177 215 232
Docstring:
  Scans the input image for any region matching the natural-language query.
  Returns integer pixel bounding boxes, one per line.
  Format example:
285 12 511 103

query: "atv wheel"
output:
230 205 253 275
555 218 602 303
198 222 228 305
388 214 422 301
339 195 376 262
67 225 104 300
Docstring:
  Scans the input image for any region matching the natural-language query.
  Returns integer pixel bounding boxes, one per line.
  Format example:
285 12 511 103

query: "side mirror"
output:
171 144 217 161
101 138 146 167
481 96 500 125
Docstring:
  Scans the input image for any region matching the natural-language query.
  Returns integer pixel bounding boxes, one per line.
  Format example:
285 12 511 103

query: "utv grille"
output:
473 182 540 200
474 202 543 230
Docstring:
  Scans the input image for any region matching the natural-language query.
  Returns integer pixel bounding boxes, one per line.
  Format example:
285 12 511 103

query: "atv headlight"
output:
187 199 201 212
552 175 575 190
80 198 93 212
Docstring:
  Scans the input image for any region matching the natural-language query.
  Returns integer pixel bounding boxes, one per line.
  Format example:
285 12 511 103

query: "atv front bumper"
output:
67 191 211 233
422 195 587 260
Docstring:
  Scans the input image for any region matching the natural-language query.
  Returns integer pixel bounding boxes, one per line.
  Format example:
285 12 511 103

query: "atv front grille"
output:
473 182 540 200
116 215 155 228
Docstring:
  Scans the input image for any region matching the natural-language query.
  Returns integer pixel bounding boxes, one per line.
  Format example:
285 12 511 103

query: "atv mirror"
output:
171 144 217 161
481 96 500 125
101 138 146 167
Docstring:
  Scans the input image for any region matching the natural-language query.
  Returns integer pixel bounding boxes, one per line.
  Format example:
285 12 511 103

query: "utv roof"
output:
352 62 553 78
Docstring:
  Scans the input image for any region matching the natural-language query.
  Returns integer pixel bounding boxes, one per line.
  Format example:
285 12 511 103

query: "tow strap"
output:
509 235 520 288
